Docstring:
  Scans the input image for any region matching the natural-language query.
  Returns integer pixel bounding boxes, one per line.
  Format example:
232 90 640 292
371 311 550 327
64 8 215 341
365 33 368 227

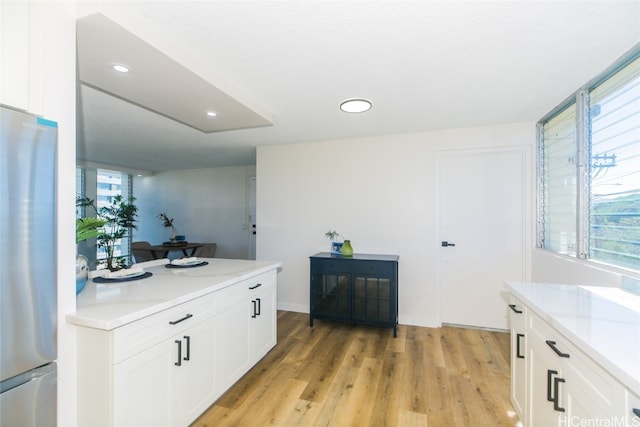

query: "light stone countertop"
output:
67 258 281 331
505 281 640 396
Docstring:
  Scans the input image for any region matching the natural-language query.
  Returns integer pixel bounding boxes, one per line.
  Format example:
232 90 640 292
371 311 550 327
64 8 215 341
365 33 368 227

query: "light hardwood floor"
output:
192 311 518 427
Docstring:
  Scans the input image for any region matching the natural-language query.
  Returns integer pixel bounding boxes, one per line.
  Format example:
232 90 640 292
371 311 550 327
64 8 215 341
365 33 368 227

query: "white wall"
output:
532 248 640 287
133 166 256 259
257 122 535 327
40 3 78 426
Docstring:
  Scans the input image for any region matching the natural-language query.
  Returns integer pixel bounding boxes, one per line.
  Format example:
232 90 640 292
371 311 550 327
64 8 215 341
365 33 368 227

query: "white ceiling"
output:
76 0 640 174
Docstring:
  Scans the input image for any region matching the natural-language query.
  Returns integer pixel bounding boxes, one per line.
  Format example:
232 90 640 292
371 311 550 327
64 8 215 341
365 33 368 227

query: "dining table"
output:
140 242 205 259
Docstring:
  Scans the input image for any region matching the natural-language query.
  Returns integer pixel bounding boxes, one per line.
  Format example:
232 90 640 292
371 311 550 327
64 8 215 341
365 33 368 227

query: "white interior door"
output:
438 148 528 330
248 176 256 260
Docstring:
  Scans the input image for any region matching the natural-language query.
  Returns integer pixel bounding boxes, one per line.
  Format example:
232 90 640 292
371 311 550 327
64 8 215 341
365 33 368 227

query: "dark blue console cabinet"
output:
309 252 399 337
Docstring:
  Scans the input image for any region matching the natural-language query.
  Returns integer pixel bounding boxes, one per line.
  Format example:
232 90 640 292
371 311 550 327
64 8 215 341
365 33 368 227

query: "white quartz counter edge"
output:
67 259 281 331
505 281 640 396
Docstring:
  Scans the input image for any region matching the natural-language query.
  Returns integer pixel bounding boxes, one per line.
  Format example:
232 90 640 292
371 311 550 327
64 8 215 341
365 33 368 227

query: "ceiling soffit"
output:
76 13 272 133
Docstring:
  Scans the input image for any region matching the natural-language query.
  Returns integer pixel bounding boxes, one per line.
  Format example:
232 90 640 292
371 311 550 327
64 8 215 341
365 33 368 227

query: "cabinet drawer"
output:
352 260 395 276
113 292 218 363
508 296 526 328
217 271 276 312
528 311 564 352
311 259 396 276
311 259 350 275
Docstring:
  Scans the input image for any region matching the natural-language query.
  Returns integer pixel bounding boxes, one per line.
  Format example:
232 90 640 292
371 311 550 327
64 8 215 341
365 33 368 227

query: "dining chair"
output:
132 241 155 262
194 243 217 258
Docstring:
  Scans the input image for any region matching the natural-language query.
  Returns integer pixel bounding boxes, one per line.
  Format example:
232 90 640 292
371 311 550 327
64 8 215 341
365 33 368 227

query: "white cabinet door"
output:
528 339 565 427
509 298 527 422
250 281 277 362
563 344 626 425
0 1 43 113
179 315 219 425
527 312 568 427
113 316 219 427
216 272 277 392
113 339 178 427
217 298 252 392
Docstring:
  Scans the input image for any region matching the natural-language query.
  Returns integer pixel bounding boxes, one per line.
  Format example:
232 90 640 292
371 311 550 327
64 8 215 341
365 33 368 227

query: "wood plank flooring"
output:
192 311 518 427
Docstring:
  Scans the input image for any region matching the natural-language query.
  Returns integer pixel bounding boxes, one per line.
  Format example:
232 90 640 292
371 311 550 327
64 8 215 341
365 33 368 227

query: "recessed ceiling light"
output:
340 98 372 113
112 64 130 73
205 111 217 117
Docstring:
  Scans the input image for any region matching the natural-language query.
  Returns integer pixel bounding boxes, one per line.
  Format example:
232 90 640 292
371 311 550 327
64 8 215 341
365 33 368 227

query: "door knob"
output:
441 241 456 247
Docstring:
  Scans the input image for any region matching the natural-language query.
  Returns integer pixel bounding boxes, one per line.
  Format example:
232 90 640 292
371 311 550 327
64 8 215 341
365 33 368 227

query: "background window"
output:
76 167 132 269
95 169 131 264
589 56 640 270
539 50 640 273
540 103 577 256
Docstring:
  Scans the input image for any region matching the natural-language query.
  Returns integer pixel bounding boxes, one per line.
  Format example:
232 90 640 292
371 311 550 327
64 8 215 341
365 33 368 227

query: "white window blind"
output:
589 56 640 270
95 169 132 265
75 166 85 219
541 104 578 256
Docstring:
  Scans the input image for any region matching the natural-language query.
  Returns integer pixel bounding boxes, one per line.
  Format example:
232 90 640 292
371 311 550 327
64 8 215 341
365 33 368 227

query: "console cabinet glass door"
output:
312 272 350 320
353 276 391 323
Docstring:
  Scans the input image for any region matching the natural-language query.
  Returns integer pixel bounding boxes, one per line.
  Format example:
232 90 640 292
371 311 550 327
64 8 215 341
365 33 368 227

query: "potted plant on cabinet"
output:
325 229 353 256
325 230 343 255
158 212 177 242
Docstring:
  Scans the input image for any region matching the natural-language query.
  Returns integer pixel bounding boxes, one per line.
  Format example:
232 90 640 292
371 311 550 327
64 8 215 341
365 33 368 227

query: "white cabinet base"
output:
509 294 631 427
77 270 277 427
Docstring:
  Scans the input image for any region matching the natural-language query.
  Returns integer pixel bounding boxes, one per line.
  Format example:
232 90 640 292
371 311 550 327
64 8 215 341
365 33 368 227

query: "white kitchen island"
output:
505 281 640 427
67 258 281 427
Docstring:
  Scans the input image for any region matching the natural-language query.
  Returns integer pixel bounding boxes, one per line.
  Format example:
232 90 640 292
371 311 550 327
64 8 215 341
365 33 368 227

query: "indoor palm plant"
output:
77 195 138 271
75 197 106 293
97 195 139 271
76 217 107 244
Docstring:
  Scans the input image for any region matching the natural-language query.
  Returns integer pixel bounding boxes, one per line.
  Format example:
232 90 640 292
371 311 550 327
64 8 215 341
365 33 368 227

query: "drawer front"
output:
311 258 350 275
311 258 396 276
528 311 572 360
508 295 526 328
352 260 395 276
113 292 218 363
217 270 276 312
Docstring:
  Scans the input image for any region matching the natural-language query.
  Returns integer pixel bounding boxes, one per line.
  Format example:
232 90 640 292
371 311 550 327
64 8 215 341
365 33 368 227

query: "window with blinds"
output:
540 104 577 256
538 48 640 273
95 169 132 264
76 166 133 268
589 56 640 270
76 166 85 219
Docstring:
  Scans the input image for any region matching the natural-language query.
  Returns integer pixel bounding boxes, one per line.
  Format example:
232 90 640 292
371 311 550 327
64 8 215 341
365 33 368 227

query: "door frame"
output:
435 145 533 327
247 176 256 260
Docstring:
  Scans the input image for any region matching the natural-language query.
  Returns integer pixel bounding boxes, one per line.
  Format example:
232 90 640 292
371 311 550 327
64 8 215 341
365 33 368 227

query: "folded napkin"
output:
171 257 199 265
106 266 144 278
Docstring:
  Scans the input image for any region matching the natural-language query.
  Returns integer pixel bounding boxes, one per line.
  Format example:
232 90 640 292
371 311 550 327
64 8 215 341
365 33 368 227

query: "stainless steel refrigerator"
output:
0 105 57 426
